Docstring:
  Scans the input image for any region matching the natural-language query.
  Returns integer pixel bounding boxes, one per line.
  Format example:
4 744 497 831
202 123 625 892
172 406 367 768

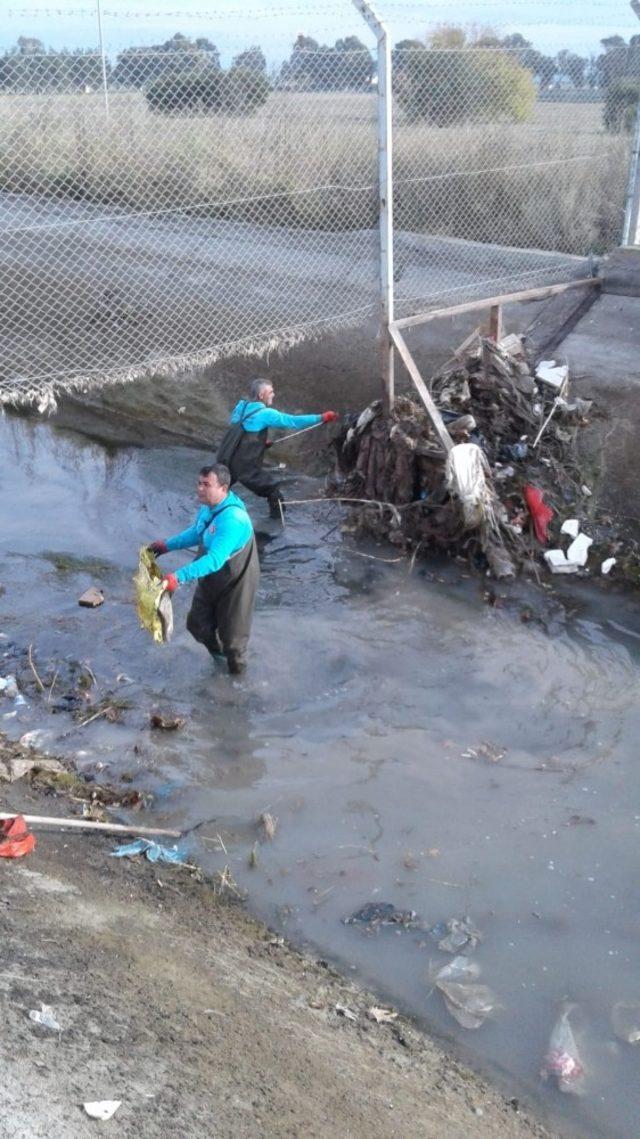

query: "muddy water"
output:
2 413 640 1139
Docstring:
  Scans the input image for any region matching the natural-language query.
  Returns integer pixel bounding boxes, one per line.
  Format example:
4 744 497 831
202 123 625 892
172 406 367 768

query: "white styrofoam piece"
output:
601 558 617 575
535 360 569 390
560 518 580 538
544 549 580 574
567 532 593 567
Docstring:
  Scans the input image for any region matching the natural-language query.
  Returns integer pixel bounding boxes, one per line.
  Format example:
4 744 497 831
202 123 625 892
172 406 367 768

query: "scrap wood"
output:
329 329 593 579
27 644 45 692
0 812 180 838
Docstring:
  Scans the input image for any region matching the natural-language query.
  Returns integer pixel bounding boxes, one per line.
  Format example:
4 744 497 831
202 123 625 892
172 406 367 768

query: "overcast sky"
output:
1 1 638 64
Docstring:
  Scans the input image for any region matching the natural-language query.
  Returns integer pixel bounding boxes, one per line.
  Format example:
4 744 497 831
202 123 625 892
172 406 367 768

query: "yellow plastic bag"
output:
133 547 173 644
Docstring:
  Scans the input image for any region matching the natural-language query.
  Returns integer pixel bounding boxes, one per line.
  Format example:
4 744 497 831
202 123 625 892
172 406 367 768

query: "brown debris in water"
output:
331 333 592 579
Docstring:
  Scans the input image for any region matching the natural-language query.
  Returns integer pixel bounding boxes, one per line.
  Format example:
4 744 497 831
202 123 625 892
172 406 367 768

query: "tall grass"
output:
0 88 628 253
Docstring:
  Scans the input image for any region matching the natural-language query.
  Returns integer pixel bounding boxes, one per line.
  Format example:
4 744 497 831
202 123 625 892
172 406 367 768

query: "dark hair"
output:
199 463 231 488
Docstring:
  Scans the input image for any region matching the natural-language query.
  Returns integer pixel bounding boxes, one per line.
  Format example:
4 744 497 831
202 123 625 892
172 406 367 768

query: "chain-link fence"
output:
0 3 638 407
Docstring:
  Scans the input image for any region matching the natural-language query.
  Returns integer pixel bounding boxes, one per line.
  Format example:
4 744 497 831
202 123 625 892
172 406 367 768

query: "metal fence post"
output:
352 0 394 411
623 0 640 245
96 0 110 120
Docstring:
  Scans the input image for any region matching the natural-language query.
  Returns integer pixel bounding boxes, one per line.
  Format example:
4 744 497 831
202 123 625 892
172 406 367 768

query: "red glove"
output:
161 573 179 594
322 410 338 423
148 540 168 556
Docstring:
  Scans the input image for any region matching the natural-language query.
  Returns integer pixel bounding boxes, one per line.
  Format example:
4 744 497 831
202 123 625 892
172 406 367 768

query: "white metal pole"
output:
352 0 395 410
622 105 640 245
96 0 110 120
623 1 640 244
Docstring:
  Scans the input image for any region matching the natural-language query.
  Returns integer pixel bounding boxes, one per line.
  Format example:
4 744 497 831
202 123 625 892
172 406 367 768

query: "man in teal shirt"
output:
217 377 338 517
149 464 259 675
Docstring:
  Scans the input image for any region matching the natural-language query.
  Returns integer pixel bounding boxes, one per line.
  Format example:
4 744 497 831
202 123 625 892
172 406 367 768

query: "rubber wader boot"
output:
268 490 285 520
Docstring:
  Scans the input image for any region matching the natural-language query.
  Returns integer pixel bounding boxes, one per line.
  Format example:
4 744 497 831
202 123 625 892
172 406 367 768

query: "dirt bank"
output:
1 745 560 1139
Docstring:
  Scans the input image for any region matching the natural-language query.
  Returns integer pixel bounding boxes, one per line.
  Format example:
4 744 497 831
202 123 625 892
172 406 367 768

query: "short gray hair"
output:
250 377 272 400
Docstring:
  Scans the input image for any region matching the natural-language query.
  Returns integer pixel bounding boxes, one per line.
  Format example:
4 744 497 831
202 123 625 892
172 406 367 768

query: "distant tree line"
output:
0 36 108 91
2 27 640 129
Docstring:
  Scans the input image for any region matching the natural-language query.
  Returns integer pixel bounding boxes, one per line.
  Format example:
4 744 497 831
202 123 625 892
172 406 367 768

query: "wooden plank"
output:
393 276 600 332
488 304 502 342
0 812 181 838
389 325 453 453
523 282 600 360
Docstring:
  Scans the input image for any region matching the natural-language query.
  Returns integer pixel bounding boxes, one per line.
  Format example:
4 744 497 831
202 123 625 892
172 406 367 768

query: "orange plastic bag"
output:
524 485 554 544
0 815 36 858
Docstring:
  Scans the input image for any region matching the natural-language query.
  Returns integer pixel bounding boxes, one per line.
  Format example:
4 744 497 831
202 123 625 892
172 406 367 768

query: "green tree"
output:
232 46 267 74
113 33 219 87
604 76 640 131
279 33 373 91
145 66 269 116
556 49 587 87
395 29 535 126
0 43 109 92
223 67 270 112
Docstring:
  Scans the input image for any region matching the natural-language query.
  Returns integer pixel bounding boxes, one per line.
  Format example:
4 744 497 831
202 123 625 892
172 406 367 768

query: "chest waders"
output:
217 402 282 511
185 534 260 675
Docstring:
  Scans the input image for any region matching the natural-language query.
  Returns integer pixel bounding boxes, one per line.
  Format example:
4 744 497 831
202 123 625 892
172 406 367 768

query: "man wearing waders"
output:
218 377 338 518
148 464 259 676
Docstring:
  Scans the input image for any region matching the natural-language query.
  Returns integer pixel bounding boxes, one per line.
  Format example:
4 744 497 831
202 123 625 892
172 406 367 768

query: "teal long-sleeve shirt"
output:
230 399 321 433
164 491 253 585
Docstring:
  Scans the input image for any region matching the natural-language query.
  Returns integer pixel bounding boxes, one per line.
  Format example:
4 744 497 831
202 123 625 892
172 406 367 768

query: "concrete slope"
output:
559 290 640 533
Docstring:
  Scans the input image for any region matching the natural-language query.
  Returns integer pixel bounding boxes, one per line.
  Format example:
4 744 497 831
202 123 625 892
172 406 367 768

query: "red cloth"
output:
524 485 553 544
0 815 36 858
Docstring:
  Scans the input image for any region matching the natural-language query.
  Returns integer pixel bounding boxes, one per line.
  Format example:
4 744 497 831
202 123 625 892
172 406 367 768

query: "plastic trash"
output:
560 519 580 539
601 557 617 576
499 442 528 461
428 916 481 954
437 982 496 1030
535 360 569 391
133 547 173 645
29 1004 62 1032
344 902 418 928
111 838 187 865
544 549 580 575
0 815 35 859
0 675 18 698
368 1006 398 1024
335 1004 358 1022
429 956 481 985
541 1004 585 1094
0 755 64 783
445 443 493 530
19 730 52 751
611 1002 640 1044
83 1101 122 1121
566 532 592 567
524 485 553 544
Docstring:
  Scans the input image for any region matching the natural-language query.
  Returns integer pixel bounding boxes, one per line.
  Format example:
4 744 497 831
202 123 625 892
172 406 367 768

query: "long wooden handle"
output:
0 813 181 839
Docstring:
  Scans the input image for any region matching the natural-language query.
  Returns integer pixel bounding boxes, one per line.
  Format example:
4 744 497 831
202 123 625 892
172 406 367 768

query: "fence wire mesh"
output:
390 38 631 319
0 4 638 407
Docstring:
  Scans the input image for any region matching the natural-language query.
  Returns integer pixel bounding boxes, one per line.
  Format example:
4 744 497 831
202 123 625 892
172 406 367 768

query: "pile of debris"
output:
332 332 595 579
